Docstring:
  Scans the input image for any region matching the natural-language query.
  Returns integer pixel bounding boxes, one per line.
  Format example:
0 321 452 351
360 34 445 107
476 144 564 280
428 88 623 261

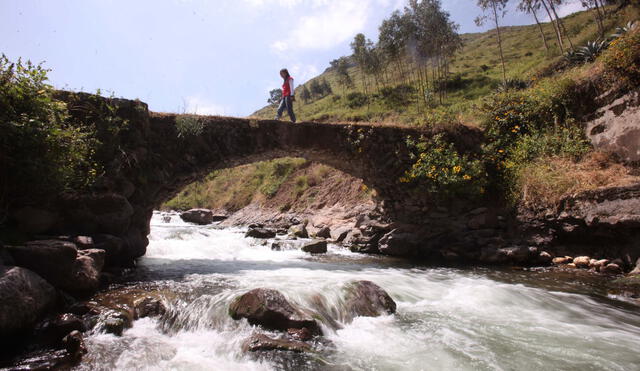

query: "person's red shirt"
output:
282 76 294 97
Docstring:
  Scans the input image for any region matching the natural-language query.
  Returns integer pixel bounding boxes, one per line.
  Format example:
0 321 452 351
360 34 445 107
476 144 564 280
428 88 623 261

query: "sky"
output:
0 0 584 117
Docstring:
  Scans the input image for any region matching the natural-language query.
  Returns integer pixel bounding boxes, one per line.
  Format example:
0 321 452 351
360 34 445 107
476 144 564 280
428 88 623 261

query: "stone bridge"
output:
37 92 482 263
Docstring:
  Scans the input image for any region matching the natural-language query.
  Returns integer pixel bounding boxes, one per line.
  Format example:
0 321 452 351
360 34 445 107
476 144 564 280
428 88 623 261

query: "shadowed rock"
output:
242 333 312 353
301 240 327 254
343 280 396 320
229 288 321 335
0 266 57 335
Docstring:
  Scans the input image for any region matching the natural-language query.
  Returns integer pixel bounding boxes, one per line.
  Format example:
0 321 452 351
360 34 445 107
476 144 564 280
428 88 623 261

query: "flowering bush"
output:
401 134 486 197
602 27 640 88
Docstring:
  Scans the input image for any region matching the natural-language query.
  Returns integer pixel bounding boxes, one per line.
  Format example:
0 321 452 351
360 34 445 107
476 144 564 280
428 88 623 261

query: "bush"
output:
346 92 369 108
401 134 486 197
0 55 97 213
176 115 204 138
379 84 414 108
602 27 640 88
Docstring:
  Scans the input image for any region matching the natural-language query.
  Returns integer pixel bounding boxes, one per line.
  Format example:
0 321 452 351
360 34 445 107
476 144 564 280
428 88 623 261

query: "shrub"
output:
0 55 97 213
176 115 204 138
346 92 369 108
401 134 486 197
379 84 415 108
602 27 640 88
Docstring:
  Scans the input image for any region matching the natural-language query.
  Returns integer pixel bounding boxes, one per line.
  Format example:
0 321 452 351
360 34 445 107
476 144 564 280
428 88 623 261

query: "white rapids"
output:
76 212 640 371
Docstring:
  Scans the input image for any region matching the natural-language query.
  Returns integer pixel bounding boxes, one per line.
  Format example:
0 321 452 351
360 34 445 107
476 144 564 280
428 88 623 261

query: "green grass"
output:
162 158 306 211
252 6 639 126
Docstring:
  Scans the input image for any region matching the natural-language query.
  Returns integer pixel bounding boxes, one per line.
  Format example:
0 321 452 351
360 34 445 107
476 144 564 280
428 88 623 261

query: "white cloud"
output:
290 63 319 83
184 96 228 116
270 0 372 52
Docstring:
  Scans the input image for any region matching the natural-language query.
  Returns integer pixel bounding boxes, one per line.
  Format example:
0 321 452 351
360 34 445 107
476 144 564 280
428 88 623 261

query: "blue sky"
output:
0 0 582 116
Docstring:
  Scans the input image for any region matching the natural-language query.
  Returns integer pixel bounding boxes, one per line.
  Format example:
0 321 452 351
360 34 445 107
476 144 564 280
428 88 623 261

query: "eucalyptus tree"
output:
475 0 509 84
539 0 565 52
378 10 412 84
580 0 606 38
350 33 373 95
517 0 550 51
405 0 461 104
330 57 354 94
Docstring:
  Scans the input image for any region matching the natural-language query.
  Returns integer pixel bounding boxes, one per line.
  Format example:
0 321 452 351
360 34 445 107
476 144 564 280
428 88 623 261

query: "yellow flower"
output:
463 175 471 180
498 149 504 153
453 165 461 173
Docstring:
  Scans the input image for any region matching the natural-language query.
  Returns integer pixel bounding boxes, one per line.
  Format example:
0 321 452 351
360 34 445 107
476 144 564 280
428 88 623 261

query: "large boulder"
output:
13 206 58 234
343 280 396 319
378 229 420 256
60 249 106 294
92 234 125 266
315 226 331 239
229 288 321 335
6 240 78 287
329 226 351 242
0 266 57 334
241 333 311 353
180 208 214 225
586 90 640 163
301 240 327 254
61 193 134 235
288 223 309 238
245 227 276 239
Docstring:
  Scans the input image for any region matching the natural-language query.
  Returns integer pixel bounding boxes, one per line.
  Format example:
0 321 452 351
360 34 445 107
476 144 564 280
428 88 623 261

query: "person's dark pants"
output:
276 96 296 123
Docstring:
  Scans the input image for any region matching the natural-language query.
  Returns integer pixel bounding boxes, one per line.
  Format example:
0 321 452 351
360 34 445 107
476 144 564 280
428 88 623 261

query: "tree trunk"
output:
531 5 550 51
549 0 575 50
492 0 507 84
540 0 564 52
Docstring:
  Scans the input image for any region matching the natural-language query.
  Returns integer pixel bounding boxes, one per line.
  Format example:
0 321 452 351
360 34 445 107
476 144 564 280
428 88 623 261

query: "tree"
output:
330 57 353 93
350 33 374 95
299 85 311 103
320 79 333 95
475 0 509 84
518 0 550 52
267 89 281 106
309 79 324 97
580 0 606 38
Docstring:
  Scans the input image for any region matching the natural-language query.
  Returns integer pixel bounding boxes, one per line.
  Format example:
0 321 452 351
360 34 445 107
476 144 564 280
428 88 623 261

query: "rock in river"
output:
343 280 396 319
180 208 215 225
0 266 57 335
301 240 327 254
229 288 321 335
245 227 276 239
241 333 312 353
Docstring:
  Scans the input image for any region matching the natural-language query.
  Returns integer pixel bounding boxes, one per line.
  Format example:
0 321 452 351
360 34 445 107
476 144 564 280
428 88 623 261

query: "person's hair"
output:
280 68 290 81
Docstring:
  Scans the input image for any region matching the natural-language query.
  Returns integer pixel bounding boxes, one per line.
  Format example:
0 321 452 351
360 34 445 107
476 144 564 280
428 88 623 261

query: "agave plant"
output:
610 21 637 40
565 39 609 64
577 40 609 62
497 78 528 92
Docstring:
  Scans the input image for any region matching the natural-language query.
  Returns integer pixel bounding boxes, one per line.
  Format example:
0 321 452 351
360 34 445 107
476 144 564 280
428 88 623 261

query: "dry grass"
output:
518 152 640 209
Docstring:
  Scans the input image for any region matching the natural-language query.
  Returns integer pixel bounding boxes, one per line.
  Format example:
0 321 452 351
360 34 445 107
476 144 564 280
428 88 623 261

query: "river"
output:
75 212 640 371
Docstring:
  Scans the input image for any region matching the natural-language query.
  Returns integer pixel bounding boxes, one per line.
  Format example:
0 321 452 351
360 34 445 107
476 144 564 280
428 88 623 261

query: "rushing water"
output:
76 212 640 371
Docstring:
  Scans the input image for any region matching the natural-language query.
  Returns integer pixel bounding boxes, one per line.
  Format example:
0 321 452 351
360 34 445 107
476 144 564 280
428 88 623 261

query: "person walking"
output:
275 68 296 123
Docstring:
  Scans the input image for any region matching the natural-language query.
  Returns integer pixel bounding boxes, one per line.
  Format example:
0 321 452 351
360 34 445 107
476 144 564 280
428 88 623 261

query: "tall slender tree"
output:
475 0 509 84
518 0 550 51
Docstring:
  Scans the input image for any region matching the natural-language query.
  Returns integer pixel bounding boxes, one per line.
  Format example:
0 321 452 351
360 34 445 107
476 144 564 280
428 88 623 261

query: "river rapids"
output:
75 212 640 371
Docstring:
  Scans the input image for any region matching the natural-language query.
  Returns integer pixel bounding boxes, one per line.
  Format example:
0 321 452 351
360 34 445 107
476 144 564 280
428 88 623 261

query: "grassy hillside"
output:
162 159 373 212
252 6 639 126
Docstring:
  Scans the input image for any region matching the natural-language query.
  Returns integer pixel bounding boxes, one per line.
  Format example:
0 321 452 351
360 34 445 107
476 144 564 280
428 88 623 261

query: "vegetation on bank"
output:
161 159 371 212
0 55 99 221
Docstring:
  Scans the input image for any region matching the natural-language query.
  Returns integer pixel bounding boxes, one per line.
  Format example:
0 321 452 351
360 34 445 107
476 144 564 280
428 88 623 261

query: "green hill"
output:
252 5 639 126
